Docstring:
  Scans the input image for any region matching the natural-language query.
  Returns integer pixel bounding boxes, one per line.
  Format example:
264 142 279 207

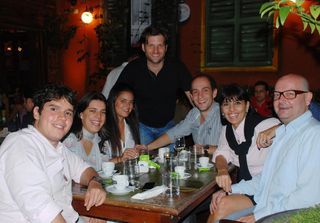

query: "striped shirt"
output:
167 102 222 145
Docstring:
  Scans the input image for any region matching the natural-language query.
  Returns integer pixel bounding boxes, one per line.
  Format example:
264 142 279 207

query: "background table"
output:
72 163 236 223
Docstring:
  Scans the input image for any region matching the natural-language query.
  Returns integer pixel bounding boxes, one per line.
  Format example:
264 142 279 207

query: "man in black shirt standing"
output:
117 26 192 145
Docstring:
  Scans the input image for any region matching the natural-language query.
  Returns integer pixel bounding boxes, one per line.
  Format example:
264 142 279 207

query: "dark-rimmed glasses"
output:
273 90 308 100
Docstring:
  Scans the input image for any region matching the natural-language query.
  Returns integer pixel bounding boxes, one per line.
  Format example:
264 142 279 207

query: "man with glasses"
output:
209 74 320 223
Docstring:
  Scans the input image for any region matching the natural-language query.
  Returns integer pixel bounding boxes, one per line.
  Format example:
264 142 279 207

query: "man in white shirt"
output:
0 84 106 223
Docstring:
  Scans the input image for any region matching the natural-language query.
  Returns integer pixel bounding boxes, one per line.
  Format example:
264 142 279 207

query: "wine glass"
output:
174 137 185 160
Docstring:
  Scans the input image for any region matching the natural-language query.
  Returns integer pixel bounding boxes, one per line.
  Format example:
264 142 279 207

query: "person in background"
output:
209 74 320 223
250 81 273 117
207 84 280 222
21 88 35 128
146 74 222 155
63 92 107 171
101 48 140 99
0 84 106 222
102 83 140 163
117 26 192 145
309 100 320 121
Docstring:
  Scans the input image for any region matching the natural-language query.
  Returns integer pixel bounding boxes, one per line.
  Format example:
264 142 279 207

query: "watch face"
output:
179 3 190 22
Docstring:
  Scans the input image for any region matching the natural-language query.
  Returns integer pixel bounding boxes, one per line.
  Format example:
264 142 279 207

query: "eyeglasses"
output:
273 90 308 100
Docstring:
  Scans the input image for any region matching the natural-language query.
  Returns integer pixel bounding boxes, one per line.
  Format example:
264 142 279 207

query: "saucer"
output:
106 185 135 195
177 172 191 180
197 163 214 168
98 170 117 179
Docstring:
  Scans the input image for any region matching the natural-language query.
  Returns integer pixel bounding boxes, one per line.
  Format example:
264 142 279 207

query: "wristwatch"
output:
203 145 210 156
88 175 103 185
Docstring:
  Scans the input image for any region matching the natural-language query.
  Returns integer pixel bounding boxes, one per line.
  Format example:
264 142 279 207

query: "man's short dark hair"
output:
254 81 269 91
33 84 76 113
139 26 168 45
192 74 217 90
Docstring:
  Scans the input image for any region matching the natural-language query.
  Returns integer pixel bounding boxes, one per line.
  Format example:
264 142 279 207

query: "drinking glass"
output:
174 137 185 159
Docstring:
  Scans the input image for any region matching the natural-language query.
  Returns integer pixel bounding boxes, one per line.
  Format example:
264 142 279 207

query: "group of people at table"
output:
1 25 320 223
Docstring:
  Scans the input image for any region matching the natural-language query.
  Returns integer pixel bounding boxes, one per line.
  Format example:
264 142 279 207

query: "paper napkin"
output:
131 185 168 200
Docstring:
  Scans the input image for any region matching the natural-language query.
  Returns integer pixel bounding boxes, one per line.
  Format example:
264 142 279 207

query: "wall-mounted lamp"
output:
81 11 93 24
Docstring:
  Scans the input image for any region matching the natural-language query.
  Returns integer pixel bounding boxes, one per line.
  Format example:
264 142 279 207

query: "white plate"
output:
106 185 134 195
98 170 117 179
177 172 191 180
197 163 214 168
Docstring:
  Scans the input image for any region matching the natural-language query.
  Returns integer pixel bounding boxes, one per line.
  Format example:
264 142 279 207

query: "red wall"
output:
58 0 101 98
179 0 320 89
59 0 320 95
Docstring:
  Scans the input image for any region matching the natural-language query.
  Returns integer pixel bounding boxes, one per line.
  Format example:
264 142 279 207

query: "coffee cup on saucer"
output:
175 165 186 178
102 161 115 177
112 175 129 191
199 157 209 168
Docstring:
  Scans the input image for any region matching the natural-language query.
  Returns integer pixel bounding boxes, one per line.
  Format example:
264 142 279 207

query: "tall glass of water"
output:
174 137 185 159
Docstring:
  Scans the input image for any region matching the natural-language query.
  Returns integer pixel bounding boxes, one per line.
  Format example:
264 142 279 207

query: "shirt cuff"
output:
37 201 62 223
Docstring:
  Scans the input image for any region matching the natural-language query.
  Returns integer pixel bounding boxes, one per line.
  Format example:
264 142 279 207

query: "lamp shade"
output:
81 11 93 24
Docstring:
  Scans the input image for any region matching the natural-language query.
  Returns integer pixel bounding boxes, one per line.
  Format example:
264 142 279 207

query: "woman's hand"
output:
216 169 232 192
209 190 227 214
121 148 139 161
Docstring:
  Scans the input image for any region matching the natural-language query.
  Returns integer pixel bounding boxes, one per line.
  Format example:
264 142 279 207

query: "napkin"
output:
131 185 168 200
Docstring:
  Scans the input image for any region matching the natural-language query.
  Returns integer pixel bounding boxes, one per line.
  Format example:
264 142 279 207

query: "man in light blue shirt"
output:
146 74 222 154
209 74 320 222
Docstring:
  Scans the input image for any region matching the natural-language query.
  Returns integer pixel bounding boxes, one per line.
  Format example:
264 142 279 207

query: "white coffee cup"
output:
102 161 115 177
175 165 186 178
112 174 129 191
158 147 169 163
199 157 209 168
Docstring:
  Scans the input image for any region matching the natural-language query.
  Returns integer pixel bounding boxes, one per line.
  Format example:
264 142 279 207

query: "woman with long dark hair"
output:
208 84 280 222
102 83 140 163
63 92 107 171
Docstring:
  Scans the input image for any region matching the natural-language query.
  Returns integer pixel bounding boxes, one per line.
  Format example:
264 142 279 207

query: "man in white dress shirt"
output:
0 84 106 223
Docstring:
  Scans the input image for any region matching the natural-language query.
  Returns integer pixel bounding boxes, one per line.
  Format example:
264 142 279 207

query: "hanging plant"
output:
260 0 320 34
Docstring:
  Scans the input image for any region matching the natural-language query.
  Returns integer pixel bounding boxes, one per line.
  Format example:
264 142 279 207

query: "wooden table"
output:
72 164 235 223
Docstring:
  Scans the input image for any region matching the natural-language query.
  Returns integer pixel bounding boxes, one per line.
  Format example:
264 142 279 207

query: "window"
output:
201 0 278 72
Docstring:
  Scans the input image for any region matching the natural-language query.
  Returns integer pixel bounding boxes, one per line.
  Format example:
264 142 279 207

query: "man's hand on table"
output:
84 180 106 211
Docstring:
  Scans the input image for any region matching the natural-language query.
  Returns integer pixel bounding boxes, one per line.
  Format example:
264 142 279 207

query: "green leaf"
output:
316 24 320 34
259 2 277 14
302 21 308 31
268 10 275 18
276 17 280 28
310 5 320 19
309 23 316 33
296 0 304 7
279 6 291 25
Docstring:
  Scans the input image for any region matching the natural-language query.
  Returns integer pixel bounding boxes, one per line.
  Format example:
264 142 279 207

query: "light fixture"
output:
81 11 93 24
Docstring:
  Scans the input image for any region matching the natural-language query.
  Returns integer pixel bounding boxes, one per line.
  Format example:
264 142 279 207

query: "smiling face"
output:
190 77 217 115
142 34 167 65
80 100 106 134
273 74 312 125
33 98 74 147
115 91 134 121
221 98 249 128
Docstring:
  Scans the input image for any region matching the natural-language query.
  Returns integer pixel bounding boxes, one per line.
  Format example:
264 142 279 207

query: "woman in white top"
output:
63 92 107 171
208 84 280 223
102 83 140 163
